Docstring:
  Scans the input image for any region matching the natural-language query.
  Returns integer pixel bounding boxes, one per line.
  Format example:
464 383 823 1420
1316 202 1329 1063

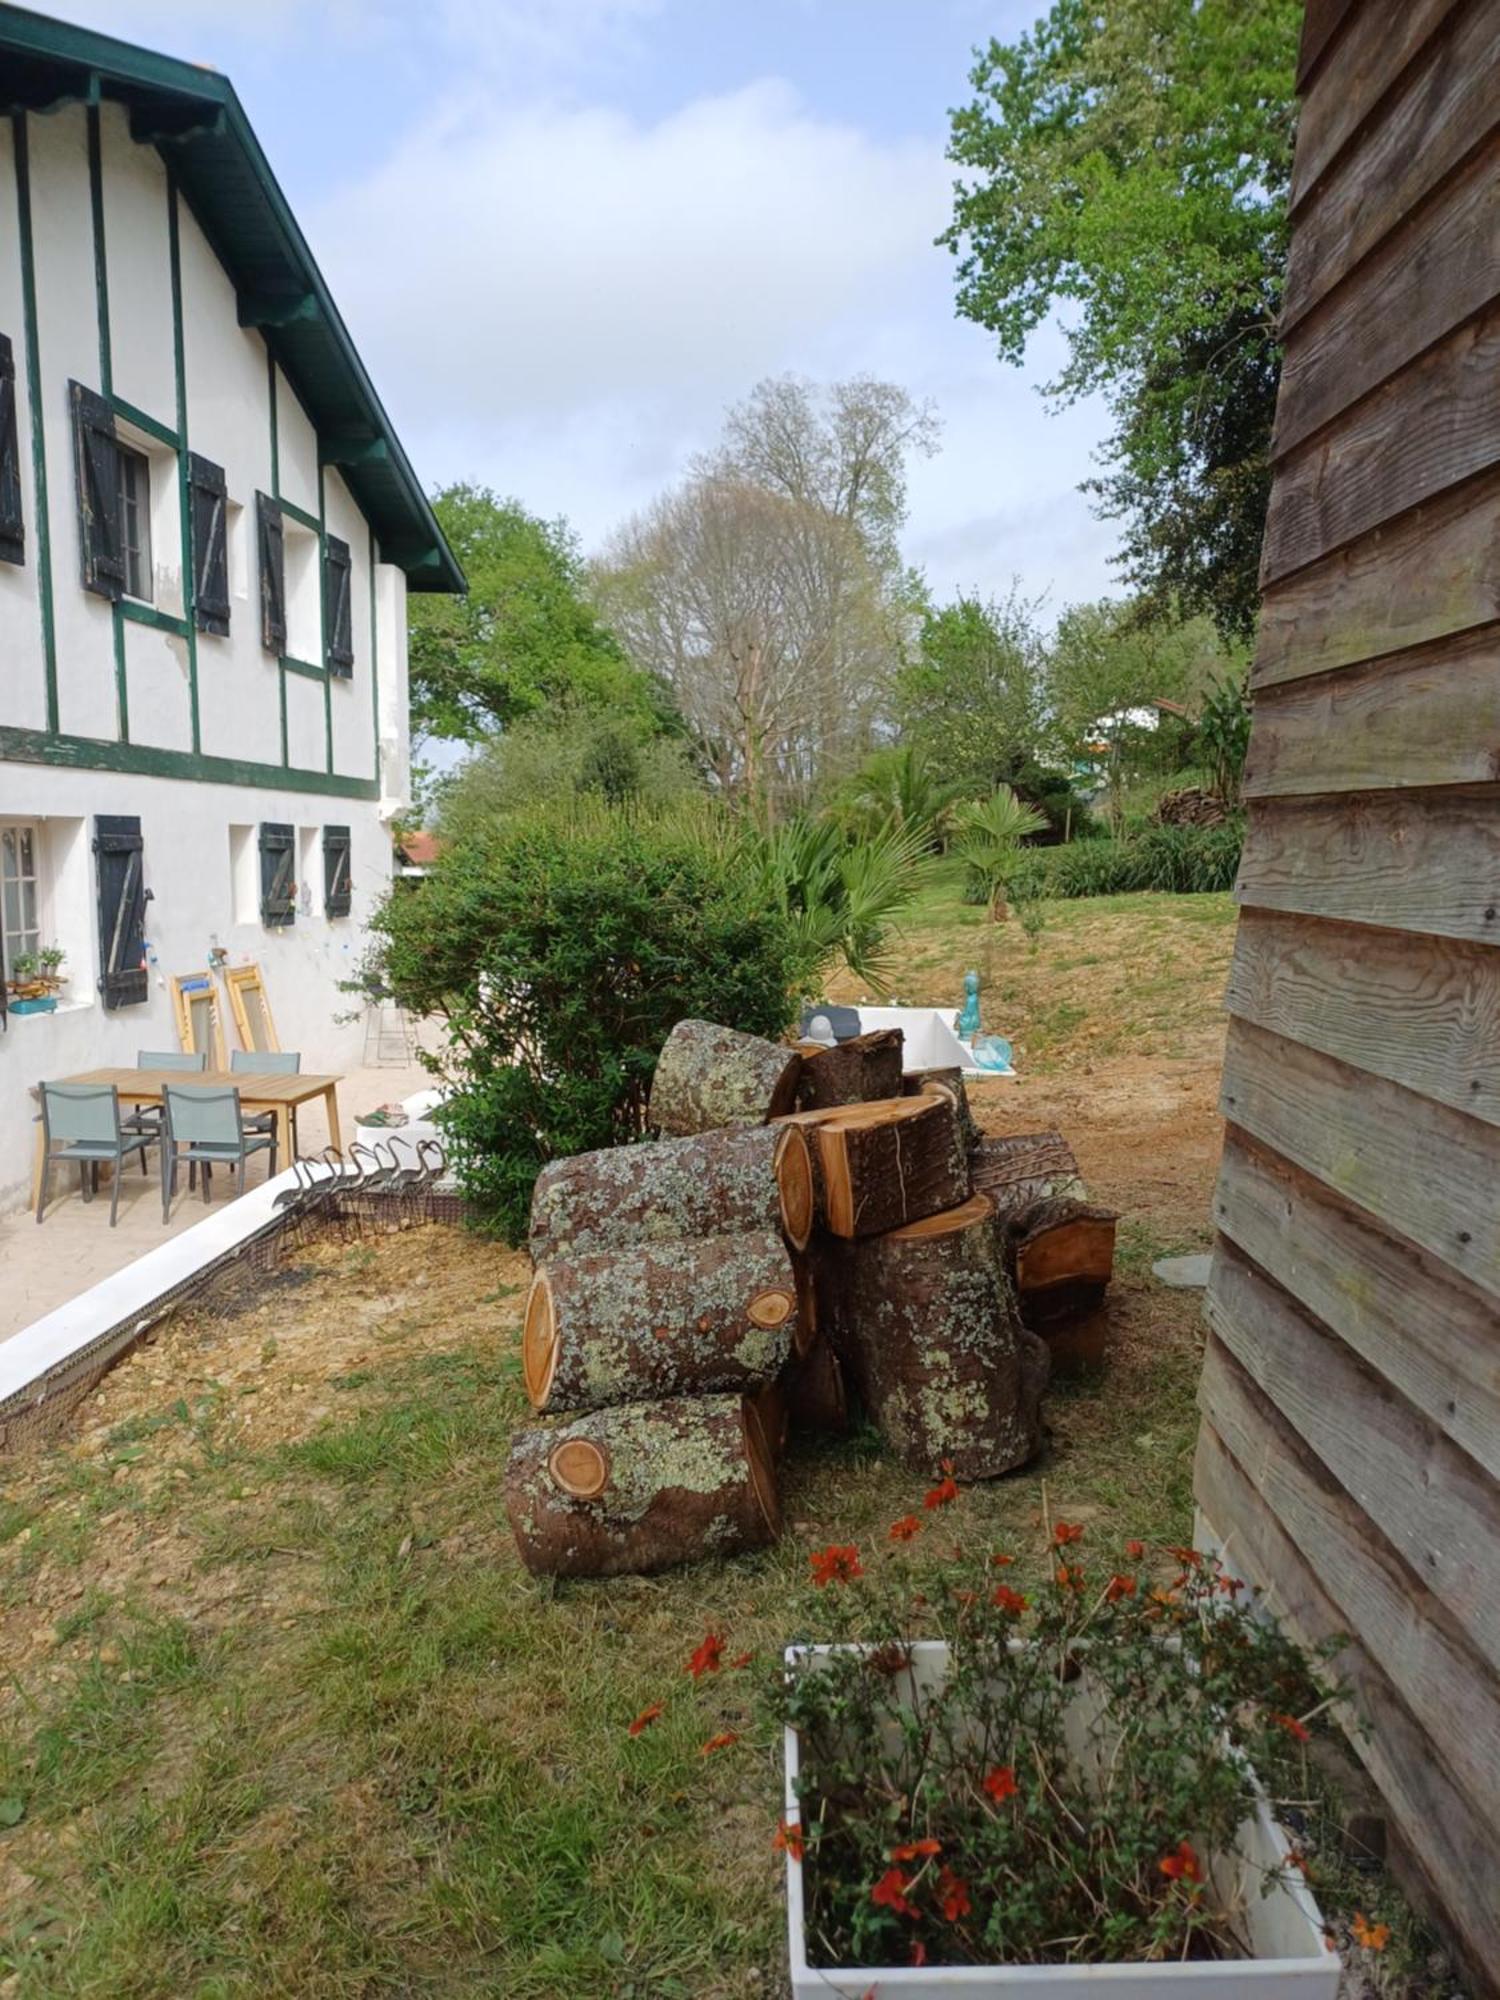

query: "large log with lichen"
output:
649 1019 802 1138
503 1393 781 1577
969 1131 1086 1207
795 1029 905 1111
827 1195 1047 1478
972 1133 1117 1329
809 1091 968 1238
528 1122 815 1264
523 1230 798 1413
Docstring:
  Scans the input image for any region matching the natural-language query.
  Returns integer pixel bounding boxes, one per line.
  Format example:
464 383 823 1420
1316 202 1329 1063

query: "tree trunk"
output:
903 1067 977 1149
524 1229 798 1413
504 1392 781 1578
810 1091 968 1239
969 1131 1086 1208
782 1331 848 1435
997 1195 1118 1331
795 1028 905 1111
648 1019 803 1138
528 1121 815 1263
830 1194 1046 1479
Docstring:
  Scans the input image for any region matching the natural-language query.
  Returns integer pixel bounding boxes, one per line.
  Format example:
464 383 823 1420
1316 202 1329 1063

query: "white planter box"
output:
783 1642 1339 2000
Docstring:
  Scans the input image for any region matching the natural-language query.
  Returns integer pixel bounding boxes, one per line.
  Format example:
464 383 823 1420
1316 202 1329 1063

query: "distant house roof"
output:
0 3 464 595
396 830 443 871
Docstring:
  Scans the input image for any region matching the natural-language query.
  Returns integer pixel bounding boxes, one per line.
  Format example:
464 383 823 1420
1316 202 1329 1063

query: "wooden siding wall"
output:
1195 0 1500 1983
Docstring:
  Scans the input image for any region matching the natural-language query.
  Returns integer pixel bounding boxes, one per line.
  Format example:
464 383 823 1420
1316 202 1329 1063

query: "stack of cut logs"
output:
504 1018 1116 1579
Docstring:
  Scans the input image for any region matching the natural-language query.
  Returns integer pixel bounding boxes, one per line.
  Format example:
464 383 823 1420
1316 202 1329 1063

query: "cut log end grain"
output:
524 1229 798 1415
773 1124 815 1252
505 1392 780 1578
648 1018 803 1139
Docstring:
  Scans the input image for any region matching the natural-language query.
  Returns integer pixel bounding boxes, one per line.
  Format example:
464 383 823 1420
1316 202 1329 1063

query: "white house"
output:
0 7 463 1211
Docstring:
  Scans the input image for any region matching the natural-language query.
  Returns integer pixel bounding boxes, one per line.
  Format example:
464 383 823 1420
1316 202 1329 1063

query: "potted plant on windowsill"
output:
773 1516 1343 1997
7 945 66 1015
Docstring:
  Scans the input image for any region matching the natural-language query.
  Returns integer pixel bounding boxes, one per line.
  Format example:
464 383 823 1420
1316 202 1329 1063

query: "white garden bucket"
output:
782 1642 1339 1999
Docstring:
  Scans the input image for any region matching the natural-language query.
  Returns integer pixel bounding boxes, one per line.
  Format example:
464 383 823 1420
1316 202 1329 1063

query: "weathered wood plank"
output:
1198 1338 1500 1826
1295 0 1359 90
1194 1412 1500 1987
1235 789 1500 947
1282 1 1500 332
1224 910 1500 1126
1253 469 1500 688
1278 132 1500 454
1242 631 1500 795
1206 1244 1500 1670
1263 305 1500 582
1219 1017 1500 1299
1290 0 1464 213
1214 1130 1500 1481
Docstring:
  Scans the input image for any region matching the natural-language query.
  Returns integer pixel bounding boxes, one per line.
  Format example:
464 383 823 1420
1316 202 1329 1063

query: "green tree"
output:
408 485 671 745
942 0 1299 637
894 590 1044 791
829 744 966 850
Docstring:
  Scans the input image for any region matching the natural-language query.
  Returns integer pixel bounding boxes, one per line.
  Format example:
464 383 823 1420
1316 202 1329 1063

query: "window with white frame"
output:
1 822 42 968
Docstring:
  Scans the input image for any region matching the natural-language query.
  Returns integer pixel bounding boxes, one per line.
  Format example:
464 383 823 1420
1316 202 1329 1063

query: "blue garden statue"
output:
957 969 981 1042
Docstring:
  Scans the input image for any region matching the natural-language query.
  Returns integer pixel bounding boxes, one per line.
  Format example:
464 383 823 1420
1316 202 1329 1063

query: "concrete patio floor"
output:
0 1057 433 1347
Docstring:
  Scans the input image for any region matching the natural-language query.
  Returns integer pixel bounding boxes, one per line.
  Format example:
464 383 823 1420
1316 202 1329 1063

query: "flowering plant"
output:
771 1512 1346 1971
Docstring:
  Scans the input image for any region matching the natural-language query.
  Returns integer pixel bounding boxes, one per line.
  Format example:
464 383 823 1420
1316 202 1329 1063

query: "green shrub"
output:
372 804 813 1242
971 820 1243 904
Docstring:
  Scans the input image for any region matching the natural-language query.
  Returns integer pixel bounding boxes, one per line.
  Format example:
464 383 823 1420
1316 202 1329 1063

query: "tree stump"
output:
970 1131 1086 1207
524 1229 798 1413
810 1091 968 1238
504 1392 781 1578
795 1029 905 1111
649 1019 803 1138
528 1122 815 1264
831 1194 1045 1478
997 1195 1118 1330
903 1067 978 1149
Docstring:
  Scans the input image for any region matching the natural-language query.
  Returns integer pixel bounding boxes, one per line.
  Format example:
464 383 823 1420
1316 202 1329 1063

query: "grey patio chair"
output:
122 1048 209 1164
161 1083 277 1219
36 1081 158 1226
230 1048 301 1158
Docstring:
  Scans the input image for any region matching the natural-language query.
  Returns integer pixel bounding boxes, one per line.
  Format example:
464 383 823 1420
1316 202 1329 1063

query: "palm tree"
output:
834 746 966 851
954 785 1046 920
754 815 931 991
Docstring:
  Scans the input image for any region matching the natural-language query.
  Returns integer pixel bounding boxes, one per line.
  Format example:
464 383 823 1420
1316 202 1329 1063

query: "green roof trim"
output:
0 3 464 594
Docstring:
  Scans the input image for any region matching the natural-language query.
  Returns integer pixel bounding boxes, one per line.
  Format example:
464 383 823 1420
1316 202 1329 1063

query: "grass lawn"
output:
0 885 1438 1996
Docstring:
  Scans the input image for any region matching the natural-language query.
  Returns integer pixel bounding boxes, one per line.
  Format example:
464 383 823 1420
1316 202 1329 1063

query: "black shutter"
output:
189 452 229 635
259 821 296 927
94 815 149 1009
256 491 285 653
324 533 353 675
70 380 123 599
323 824 352 918
0 333 22 567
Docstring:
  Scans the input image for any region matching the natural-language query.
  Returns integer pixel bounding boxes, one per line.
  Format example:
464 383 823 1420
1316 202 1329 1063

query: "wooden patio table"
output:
30 1067 343 1212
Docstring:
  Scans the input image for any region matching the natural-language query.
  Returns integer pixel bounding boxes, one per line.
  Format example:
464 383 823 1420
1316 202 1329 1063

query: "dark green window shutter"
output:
94 815 149 1009
322 824 352 918
324 533 353 675
259 821 296 927
189 452 229 636
70 380 123 599
256 491 285 653
0 333 22 567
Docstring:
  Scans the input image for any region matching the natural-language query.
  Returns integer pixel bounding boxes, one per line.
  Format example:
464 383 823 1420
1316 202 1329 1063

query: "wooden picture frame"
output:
224 962 279 1054
171 970 225 1068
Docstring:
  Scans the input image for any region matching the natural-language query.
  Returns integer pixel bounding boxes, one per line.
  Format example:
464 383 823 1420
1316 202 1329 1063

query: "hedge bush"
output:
976 819 1243 904
373 805 814 1242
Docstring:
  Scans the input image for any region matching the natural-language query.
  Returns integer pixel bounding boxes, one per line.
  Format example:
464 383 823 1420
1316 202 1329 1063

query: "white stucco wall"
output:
0 96 425 1216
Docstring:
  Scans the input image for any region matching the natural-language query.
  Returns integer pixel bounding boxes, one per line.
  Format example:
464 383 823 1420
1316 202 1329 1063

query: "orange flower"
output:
924 1468 959 1509
890 1837 941 1861
992 1584 1029 1616
889 1514 923 1542
1124 1538 1146 1559
871 1867 919 1918
991 1551 1015 1567
937 1865 971 1922
685 1631 725 1678
773 1817 805 1862
1218 1574 1245 1597
1053 1519 1085 1545
1159 1840 1202 1884
627 1702 664 1736
1054 1562 1086 1592
982 1764 1018 1803
1274 1711 1311 1744
1105 1573 1137 1602
700 1730 739 1756
1167 1545 1202 1568
1351 1912 1390 1952
809 1544 863 1588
